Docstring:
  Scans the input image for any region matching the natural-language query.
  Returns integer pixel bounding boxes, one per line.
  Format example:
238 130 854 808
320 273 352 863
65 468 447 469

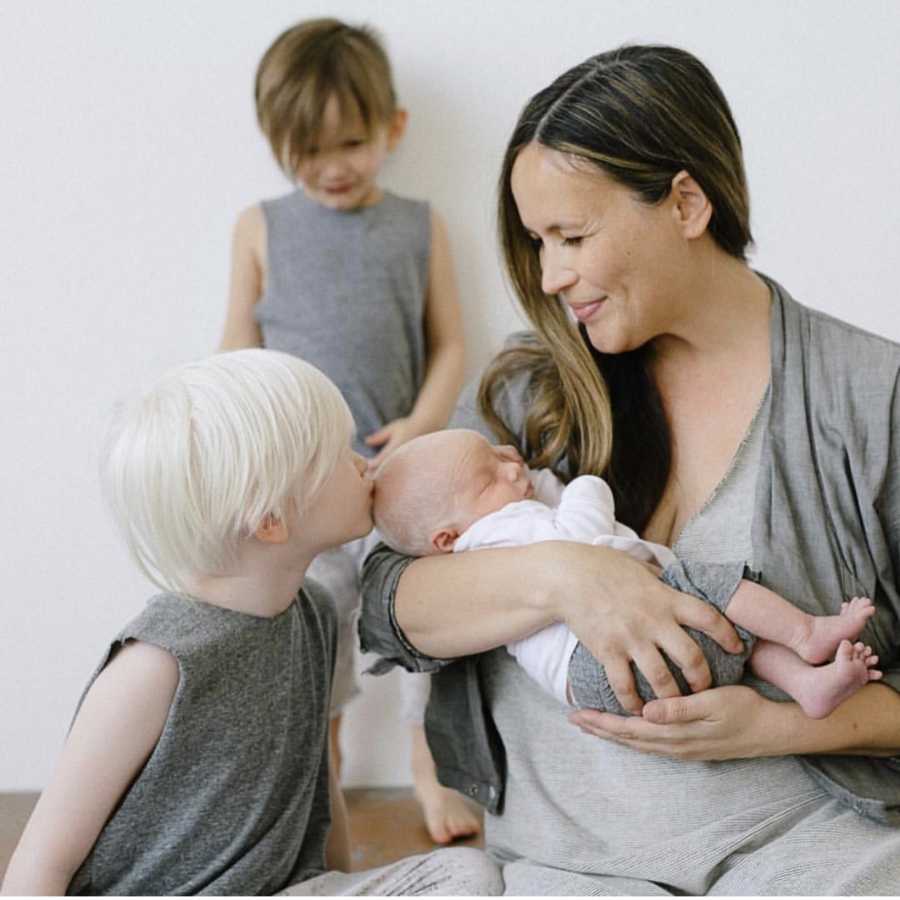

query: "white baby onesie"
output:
454 470 675 705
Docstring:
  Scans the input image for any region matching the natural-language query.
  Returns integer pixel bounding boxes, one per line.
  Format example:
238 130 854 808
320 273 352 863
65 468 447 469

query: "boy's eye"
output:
344 138 367 149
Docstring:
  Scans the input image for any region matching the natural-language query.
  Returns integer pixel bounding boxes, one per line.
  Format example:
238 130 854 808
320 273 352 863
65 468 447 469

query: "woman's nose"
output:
540 247 577 296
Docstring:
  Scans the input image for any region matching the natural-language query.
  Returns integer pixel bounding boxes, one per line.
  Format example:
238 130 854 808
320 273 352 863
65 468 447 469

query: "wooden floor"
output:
0 788 483 883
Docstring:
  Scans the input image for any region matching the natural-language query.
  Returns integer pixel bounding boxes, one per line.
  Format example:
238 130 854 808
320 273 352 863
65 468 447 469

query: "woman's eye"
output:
561 235 583 247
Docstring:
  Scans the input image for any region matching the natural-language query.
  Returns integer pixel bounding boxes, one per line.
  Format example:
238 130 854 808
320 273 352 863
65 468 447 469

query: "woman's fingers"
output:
653 625 713 694
675 594 743 653
629 645 682 700
600 654 644 715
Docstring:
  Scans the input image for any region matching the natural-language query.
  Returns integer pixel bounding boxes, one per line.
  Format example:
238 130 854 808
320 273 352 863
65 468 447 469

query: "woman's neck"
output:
650 252 771 375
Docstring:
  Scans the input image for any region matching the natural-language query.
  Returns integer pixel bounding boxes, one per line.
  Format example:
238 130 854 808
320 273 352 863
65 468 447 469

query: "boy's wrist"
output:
406 410 447 435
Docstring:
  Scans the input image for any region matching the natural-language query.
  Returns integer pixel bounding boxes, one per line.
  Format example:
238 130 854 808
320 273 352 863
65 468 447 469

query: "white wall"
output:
2 0 898 792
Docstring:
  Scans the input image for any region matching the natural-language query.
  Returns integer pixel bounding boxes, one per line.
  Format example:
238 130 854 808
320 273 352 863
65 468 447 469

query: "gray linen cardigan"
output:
359 276 900 823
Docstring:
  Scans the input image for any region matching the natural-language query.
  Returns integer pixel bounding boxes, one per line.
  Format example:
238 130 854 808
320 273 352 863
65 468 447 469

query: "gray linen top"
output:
359 275 900 823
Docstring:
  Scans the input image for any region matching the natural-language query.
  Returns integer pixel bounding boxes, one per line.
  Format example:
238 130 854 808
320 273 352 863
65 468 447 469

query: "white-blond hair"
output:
101 348 353 592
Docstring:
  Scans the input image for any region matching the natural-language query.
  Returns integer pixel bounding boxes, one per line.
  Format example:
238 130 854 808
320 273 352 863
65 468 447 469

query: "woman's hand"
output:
569 685 791 760
549 543 743 714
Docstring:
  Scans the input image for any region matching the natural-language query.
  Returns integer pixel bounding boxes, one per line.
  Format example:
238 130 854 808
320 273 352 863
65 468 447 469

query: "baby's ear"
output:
431 527 459 554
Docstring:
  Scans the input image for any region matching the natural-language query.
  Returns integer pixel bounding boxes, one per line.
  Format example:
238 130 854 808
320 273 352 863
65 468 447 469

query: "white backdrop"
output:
2 0 898 792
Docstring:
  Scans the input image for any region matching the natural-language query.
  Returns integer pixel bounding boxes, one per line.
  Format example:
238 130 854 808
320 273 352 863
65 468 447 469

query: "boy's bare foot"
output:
794 596 875 663
792 640 882 719
411 726 482 845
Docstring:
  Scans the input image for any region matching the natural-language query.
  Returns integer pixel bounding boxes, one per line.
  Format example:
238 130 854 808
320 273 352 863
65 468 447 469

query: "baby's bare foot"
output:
793 640 882 719
795 597 875 664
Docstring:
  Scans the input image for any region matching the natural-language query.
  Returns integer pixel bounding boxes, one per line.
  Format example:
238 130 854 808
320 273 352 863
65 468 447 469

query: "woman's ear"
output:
431 527 459 554
670 170 712 240
255 513 289 544
387 108 408 151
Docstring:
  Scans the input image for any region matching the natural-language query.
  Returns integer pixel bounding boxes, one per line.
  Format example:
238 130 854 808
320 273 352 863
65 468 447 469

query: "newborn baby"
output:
373 429 880 718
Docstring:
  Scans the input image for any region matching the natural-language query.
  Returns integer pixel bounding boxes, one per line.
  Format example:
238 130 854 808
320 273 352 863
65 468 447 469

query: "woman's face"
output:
510 142 689 354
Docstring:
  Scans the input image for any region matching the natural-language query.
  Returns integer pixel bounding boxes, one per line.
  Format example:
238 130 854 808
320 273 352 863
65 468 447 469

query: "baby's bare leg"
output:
750 639 882 718
727 583 875 664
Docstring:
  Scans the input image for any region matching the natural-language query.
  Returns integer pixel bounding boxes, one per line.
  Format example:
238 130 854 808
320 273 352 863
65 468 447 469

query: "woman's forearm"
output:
395 543 561 658
775 683 900 757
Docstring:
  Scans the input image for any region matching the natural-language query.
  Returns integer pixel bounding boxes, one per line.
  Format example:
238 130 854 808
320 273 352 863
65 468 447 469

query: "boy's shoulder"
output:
298 577 339 648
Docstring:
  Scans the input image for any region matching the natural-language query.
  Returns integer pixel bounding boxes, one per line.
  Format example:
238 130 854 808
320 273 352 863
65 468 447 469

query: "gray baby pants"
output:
568 560 755 714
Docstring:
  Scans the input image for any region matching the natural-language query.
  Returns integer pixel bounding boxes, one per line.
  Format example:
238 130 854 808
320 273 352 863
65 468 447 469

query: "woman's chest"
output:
643 378 769 548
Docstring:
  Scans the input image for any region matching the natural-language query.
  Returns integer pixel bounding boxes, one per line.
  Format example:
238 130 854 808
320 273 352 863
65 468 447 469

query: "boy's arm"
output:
218 205 266 351
366 209 465 466
0 642 178 896
324 743 351 873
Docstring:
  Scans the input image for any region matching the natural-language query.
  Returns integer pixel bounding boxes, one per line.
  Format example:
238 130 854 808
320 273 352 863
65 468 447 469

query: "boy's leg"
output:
569 561 754 714
308 532 380 778
279 847 503 896
308 543 363 719
726 584 875 664
404 672 481 844
749 638 881 719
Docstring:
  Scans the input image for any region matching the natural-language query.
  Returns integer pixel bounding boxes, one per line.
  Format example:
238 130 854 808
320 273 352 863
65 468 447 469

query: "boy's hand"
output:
365 417 425 470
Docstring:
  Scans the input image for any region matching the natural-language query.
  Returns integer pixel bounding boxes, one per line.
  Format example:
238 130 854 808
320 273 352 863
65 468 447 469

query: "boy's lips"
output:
568 297 607 323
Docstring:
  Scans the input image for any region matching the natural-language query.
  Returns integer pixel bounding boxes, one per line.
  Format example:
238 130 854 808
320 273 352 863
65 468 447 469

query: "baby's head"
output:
101 349 365 592
374 429 533 556
255 17 406 209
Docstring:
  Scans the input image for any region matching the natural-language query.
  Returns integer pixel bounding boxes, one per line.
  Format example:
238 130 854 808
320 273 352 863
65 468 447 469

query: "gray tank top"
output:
256 189 430 457
68 584 336 896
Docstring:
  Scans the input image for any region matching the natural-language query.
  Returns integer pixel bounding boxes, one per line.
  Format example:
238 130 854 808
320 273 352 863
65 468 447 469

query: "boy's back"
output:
258 188 430 456
68 581 336 896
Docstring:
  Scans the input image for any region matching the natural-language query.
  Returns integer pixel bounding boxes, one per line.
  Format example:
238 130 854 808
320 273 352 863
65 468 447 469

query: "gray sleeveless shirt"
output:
256 189 431 457
68 584 336 896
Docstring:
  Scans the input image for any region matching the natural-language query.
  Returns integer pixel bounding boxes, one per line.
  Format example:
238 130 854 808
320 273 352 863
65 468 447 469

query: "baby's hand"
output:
365 417 424 470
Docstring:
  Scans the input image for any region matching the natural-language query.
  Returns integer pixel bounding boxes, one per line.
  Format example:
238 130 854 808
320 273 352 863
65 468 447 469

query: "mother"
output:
361 45 900 894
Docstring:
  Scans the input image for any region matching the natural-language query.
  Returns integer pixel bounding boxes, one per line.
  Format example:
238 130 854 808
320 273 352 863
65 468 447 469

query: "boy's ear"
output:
386 108 408 151
255 514 289 544
430 527 459 554
669 170 712 240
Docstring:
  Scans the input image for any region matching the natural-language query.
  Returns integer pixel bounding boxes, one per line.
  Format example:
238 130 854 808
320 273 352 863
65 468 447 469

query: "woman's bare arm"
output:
394 541 743 714
572 681 900 759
